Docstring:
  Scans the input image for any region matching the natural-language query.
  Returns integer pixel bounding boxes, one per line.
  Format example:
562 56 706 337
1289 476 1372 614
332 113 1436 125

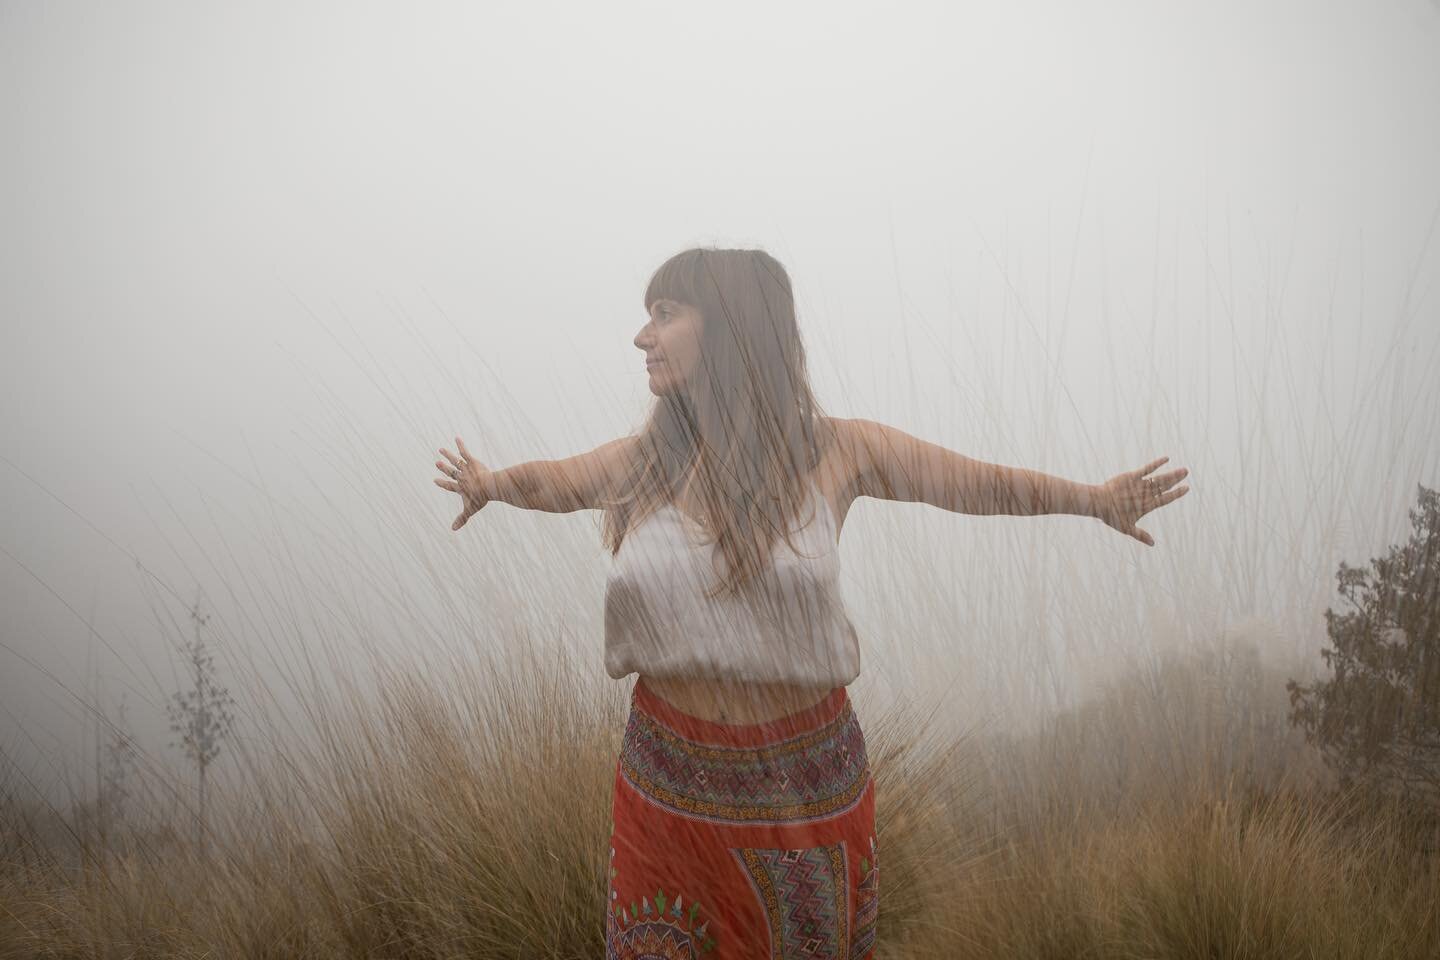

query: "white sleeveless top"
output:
603 477 862 687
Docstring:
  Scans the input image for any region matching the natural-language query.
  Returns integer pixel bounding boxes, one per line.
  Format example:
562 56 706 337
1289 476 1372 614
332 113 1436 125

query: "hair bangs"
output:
643 249 706 313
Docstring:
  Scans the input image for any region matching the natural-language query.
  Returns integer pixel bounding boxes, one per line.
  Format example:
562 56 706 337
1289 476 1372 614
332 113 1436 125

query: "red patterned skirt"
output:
605 676 879 959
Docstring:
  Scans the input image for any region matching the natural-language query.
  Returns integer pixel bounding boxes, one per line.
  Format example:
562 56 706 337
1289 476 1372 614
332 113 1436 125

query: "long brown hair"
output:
600 247 838 600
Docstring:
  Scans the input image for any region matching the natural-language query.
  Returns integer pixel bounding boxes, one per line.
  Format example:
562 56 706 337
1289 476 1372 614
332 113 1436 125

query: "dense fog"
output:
2 0 1437 811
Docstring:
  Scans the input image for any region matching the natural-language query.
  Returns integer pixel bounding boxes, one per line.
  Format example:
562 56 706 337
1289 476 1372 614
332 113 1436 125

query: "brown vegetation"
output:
3 633 1437 959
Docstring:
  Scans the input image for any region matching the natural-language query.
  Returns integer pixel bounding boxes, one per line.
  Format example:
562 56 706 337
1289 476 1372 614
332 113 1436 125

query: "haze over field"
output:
2 0 1438 810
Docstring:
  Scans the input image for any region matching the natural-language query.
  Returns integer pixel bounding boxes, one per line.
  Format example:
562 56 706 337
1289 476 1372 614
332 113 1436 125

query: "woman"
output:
433 247 1189 957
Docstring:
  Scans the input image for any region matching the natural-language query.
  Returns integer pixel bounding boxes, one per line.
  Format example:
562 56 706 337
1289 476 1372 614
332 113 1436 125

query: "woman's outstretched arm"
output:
836 418 1190 545
436 434 638 529
837 417 1100 518
471 436 638 514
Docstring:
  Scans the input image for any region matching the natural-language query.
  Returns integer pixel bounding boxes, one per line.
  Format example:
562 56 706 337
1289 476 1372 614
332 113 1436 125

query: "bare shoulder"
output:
816 416 919 503
812 417 866 510
821 416 991 510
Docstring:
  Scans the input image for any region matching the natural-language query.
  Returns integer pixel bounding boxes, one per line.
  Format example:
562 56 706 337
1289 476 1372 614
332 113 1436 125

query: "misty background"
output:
2 0 1438 811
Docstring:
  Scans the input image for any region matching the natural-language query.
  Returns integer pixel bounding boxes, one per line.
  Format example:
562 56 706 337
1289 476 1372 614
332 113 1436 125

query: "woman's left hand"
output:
1093 456 1190 547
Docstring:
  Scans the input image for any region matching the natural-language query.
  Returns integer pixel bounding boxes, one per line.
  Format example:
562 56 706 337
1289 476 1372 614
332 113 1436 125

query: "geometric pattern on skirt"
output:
850 834 880 959
619 694 870 826
732 844 850 957
607 677 879 958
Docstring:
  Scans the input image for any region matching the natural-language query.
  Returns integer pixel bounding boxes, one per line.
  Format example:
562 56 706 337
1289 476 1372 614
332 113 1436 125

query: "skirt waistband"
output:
632 676 850 747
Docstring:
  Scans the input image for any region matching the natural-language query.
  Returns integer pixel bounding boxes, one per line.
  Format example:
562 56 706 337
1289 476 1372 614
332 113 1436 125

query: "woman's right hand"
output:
434 436 491 531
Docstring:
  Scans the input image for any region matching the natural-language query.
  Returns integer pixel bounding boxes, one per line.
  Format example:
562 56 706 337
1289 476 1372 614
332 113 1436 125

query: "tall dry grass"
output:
3 629 1437 958
4 219 1437 957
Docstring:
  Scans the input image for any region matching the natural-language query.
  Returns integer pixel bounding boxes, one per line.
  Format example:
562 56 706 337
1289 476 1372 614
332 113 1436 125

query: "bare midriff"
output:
640 674 838 725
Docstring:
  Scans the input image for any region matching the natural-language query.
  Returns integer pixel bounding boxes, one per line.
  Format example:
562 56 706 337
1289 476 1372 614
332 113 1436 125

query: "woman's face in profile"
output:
635 298 704 397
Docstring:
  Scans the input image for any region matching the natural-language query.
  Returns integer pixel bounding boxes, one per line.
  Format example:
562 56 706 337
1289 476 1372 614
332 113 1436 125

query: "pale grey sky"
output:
3 0 1438 807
